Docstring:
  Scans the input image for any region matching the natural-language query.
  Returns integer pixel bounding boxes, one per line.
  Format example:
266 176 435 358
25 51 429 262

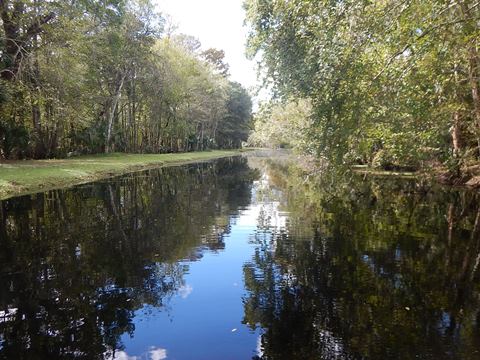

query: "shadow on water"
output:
1 153 480 359
0 156 258 359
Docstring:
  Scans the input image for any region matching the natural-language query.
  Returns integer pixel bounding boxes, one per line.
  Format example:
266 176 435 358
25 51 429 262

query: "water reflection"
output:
1 154 480 359
0 157 258 359
244 158 480 360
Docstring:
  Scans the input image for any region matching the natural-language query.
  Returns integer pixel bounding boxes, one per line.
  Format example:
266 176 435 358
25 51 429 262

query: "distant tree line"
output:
245 0 480 175
0 0 252 159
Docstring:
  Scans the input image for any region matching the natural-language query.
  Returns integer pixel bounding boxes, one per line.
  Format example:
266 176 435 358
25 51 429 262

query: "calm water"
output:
1 154 480 359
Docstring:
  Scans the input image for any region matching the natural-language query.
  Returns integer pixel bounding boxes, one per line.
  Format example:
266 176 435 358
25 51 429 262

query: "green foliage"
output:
218 81 253 148
248 98 312 152
245 0 480 171
0 0 252 159
0 119 29 159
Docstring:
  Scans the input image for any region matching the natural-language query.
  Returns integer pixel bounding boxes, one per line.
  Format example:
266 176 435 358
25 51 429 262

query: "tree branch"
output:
21 11 56 43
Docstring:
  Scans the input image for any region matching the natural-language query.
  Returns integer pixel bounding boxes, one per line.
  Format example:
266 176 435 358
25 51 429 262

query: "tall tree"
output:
244 0 480 173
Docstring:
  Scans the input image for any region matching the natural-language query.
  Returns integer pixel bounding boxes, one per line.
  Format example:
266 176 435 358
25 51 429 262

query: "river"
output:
0 152 479 359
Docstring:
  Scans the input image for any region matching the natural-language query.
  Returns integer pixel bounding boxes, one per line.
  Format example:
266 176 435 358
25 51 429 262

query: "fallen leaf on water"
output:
231 328 237 332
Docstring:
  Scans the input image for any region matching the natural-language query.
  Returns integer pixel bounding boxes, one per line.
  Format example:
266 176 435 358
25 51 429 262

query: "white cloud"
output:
106 347 167 360
149 347 168 360
256 335 264 357
178 284 193 299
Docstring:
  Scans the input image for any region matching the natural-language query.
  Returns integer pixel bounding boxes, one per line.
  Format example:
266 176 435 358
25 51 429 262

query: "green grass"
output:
0 150 241 200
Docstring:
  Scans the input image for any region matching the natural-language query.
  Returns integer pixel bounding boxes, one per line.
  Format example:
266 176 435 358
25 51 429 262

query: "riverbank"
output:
351 165 418 179
352 164 480 188
0 150 242 200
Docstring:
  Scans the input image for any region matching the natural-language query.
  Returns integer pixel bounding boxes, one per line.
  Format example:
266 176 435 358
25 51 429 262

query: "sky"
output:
154 0 259 92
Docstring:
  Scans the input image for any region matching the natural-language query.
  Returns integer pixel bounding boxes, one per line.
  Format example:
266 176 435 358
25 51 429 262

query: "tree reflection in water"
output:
2 154 480 359
0 157 257 359
243 159 480 360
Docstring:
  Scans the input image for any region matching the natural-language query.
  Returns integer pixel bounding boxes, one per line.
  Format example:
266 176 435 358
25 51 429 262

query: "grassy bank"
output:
0 150 242 200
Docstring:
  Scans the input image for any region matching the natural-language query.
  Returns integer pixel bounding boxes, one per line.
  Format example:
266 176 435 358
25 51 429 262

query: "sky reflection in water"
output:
2 154 480 359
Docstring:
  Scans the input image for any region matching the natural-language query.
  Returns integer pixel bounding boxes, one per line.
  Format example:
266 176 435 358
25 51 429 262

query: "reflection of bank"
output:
0 156 258 359
243 155 480 359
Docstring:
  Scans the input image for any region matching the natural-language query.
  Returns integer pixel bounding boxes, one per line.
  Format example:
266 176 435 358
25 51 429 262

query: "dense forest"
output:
0 0 252 159
3 0 479 180
246 0 480 180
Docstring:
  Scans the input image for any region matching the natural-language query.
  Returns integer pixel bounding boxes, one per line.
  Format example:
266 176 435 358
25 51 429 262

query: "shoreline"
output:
351 165 480 189
0 150 243 200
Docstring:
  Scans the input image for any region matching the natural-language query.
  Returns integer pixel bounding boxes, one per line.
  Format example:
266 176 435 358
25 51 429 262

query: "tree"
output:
201 48 230 77
0 0 55 81
0 0 252 159
244 0 480 173
248 98 312 151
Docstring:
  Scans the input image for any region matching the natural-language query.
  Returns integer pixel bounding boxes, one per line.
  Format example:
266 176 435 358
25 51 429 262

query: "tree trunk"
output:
105 72 126 153
467 46 480 153
460 1 480 154
451 63 462 158
132 69 137 152
31 29 44 158
452 112 462 154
